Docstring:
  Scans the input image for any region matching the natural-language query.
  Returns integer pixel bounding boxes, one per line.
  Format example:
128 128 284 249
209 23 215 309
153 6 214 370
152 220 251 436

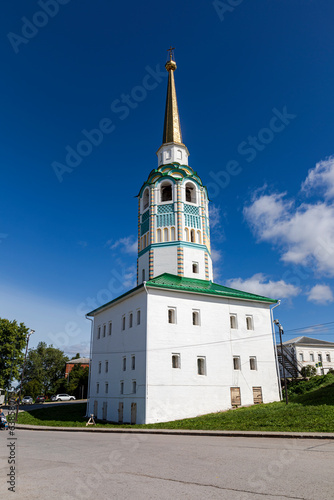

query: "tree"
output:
0 318 28 391
66 365 89 399
300 365 317 378
22 342 69 396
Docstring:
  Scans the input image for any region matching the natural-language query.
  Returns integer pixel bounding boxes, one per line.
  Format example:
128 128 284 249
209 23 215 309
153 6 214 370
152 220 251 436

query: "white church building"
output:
86 53 280 424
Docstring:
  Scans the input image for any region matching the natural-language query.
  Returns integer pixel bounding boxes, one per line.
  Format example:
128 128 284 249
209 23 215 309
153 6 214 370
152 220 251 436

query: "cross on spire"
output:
167 46 175 61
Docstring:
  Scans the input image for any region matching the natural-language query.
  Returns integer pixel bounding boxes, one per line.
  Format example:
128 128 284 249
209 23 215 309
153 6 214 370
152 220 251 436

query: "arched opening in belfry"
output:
161 183 172 202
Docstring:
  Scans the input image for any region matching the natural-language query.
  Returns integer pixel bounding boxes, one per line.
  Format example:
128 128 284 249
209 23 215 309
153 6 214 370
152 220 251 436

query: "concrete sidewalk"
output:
14 423 334 439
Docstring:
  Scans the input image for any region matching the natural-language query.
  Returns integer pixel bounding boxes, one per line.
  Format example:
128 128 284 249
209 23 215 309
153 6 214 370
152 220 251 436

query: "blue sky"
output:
1 0 334 356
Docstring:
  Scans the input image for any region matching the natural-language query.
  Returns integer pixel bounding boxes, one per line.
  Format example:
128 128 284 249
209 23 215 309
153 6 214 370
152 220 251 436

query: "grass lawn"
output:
17 379 334 432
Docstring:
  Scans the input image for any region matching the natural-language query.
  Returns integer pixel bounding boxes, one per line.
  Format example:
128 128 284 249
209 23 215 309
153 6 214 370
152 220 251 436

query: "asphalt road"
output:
1 430 333 499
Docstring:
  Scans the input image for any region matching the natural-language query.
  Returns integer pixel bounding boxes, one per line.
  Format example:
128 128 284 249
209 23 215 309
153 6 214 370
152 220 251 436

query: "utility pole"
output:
274 319 288 404
15 329 34 421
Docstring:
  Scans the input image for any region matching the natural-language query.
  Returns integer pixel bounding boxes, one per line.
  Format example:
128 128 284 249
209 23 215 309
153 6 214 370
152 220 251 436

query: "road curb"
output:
14 424 334 439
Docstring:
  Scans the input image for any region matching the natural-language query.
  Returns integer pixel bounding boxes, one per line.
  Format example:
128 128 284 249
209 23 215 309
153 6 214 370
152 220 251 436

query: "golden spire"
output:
162 47 183 145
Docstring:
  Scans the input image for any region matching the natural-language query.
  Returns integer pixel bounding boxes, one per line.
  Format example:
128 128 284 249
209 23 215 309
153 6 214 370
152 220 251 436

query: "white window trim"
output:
230 314 237 329
233 356 241 370
168 307 177 324
197 356 206 376
172 353 181 369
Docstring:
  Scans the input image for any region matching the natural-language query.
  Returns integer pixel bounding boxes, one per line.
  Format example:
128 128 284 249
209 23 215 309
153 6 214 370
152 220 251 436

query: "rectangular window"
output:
233 356 241 370
108 322 112 335
249 356 257 370
122 357 126 371
172 353 180 369
129 313 133 328
105 383 108 394
96 383 99 394
192 262 199 274
192 310 200 326
137 310 141 325
97 326 101 339
168 307 176 324
120 381 124 395
131 355 135 370
103 324 106 337
246 316 254 330
197 356 206 375
122 315 126 331
105 361 108 373
98 362 101 374
299 352 304 362
230 314 237 329
132 381 136 394
326 353 331 362
231 387 241 407
318 354 322 362
310 353 314 362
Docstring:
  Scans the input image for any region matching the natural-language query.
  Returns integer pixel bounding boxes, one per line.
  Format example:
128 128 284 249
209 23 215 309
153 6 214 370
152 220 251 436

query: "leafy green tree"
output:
66 365 89 399
301 365 317 378
22 342 69 396
0 318 28 391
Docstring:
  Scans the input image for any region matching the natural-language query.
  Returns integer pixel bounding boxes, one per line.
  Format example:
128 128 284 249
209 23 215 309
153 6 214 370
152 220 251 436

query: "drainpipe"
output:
270 301 282 400
85 315 94 418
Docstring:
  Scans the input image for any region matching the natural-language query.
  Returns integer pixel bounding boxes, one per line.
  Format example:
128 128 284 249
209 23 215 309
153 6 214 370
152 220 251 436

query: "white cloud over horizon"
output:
225 273 300 300
244 157 334 276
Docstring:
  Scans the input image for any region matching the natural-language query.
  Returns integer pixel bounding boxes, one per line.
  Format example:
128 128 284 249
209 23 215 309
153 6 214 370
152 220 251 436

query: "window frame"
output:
230 314 237 329
137 309 141 325
192 309 200 326
197 356 206 376
105 361 109 373
108 321 112 336
172 353 181 369
122 315 126 331
192 262 199 274
233 356 241 370
129 312 133 328
132 380 137 394
131 355 135 370
249 356 257 371
246 315 254 331
122 357 126 371
168 307 176 324
97 326 101 339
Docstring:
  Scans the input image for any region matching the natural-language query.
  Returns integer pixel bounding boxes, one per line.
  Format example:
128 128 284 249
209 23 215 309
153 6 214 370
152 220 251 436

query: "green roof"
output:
146 273 277 303
87 273 276 316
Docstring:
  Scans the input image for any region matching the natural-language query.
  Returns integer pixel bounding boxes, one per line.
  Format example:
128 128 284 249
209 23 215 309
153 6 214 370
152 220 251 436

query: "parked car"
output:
35 395 46 403
52 394 76 401
21 396 33 405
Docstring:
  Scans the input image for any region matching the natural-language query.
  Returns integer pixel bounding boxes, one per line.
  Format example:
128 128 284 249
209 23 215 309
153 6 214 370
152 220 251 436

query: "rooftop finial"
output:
165 46 177 72
162 47 182 144
167 46 175 61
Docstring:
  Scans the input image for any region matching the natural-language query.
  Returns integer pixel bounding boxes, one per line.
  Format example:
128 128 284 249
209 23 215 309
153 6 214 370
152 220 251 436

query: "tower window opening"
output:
143 190 149 210
142 269 145 282
185 183 196 203
197 231 202 244
185 228 189 241
192 310 200 326
164 228 169 242
161 184 172 202
192 262 199 274
157 229 162 242
190 229 195 243
171 227 175 241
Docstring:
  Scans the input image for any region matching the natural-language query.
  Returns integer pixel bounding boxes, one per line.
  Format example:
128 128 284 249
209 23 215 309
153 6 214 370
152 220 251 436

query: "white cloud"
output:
211 248 223 264
225 273 301 299
302 156 334 200
209 205 222 229
244 159 334 276
106 235 137 255
307 284 334 305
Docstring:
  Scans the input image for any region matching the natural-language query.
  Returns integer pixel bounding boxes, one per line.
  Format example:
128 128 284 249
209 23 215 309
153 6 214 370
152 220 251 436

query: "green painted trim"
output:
138 241 211 258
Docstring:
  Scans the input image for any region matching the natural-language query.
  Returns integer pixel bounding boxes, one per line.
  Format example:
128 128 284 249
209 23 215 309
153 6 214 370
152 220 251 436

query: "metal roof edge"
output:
86 283 144 316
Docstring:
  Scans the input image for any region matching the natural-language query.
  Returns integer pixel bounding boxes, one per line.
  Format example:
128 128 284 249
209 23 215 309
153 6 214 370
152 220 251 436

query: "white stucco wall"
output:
145 288 280 424
153 245 178 277
283 344 334 376
88 288 147 424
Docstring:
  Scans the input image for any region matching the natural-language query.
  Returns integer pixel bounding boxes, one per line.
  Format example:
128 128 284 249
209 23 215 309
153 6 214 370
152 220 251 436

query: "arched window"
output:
164 228 169 242
190 229 195 243
161 182 172 202
157 229 162 242
185 182 196 203
143 189 149 210
185 228 189 241
197 230 202 244
171 227 175 241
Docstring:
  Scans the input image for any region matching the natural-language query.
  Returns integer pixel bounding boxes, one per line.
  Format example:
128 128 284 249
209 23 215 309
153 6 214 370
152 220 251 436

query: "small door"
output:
118 402 123 423
231 387 241 407
131 402 137 425
253 386 263 404
102 401 108 420
93 400 98 418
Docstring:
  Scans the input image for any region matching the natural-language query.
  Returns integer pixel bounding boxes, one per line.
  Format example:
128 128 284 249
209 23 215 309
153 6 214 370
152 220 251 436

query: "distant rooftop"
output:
66 357 90 365
283 336 334 347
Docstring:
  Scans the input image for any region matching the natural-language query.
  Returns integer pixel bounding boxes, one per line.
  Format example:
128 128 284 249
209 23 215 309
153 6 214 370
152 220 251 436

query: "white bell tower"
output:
137 51 213 285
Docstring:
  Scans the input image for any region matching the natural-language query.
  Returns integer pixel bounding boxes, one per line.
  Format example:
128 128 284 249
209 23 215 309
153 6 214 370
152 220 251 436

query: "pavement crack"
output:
122 471 307 499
